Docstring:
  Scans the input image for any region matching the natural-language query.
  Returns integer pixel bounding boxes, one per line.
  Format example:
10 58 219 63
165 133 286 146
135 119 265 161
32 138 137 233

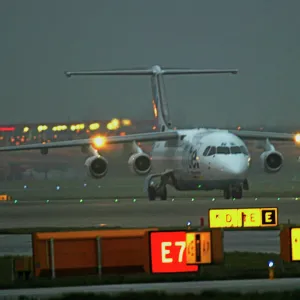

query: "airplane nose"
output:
219 157 248 176
223 164 244 175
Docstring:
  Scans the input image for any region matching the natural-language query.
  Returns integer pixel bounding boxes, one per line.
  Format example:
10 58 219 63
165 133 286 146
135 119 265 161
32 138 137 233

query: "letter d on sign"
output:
226 214 232 222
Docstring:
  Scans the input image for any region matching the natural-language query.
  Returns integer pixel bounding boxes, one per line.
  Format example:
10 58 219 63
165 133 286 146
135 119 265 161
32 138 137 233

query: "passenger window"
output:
208 146 216 156
203 146 210 156
217 146 230 154
240 145 249 155
230 146 241 154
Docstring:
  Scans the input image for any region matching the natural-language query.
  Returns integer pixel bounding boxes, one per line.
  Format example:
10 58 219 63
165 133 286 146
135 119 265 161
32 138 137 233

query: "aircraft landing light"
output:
92 135 106 149
294 133 300 144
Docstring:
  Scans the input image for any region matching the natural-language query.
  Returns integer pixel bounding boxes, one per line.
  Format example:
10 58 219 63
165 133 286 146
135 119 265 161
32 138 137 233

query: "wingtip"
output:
64 71 72 78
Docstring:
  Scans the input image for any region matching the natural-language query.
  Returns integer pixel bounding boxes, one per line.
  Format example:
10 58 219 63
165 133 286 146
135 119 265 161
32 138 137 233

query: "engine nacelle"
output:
84 155 108 179
128 153 151 175
260 150 283 173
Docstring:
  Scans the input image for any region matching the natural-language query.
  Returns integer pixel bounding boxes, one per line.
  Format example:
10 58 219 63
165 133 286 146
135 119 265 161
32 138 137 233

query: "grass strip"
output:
0 251 299 290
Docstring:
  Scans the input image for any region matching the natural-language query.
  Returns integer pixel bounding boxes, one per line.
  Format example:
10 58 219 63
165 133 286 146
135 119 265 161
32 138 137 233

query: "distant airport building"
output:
0 118 155 147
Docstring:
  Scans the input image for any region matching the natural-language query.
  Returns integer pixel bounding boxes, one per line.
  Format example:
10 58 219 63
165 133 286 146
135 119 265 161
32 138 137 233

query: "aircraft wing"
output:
229 130 297 142
0 131 179 152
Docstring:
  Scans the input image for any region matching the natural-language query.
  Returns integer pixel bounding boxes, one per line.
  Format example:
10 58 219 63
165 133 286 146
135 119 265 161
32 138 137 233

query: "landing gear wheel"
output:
160 185 167 200
148 186 156 201
243 179 249 190
223 187 232 199
232 186 243 199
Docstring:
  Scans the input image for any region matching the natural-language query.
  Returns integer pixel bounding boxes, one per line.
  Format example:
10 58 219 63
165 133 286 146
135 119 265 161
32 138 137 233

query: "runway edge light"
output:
268 260 275 280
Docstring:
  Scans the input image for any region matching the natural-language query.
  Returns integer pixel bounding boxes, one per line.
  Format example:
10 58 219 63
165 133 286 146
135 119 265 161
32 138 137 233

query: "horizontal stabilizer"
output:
65 65 238 77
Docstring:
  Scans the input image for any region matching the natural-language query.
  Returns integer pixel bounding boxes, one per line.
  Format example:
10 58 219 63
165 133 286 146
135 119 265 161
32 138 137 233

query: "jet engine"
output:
260 150 283 173
128 153 151 175
85 155 108 179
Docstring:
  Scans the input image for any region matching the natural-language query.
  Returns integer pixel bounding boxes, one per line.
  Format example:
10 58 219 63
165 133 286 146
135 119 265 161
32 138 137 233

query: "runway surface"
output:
1 278 300 298
0 197 299 256
1 196 299 228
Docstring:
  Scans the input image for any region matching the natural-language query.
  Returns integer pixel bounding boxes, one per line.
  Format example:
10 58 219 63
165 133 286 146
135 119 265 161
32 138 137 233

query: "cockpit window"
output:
204 145 248 156
240 145 249 155
217 146 230 154
203 146 210 156
230 146 241 154
207 146 216 156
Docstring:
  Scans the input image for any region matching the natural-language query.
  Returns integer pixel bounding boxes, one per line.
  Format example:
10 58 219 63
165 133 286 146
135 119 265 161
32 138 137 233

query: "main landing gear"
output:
145 171 173 201
223 179 249 199
148 183 167 201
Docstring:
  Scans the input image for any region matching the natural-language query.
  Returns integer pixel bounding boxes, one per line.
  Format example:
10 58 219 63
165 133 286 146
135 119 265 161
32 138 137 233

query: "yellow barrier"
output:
0 194 12 201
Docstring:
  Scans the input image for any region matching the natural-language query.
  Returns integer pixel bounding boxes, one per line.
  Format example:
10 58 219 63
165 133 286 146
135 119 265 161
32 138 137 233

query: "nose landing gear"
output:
223 184 243 199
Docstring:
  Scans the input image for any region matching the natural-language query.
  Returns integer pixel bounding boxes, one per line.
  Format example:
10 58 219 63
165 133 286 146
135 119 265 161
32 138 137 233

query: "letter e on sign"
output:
238 209 260 227
150 231 198 273
261 208 278 226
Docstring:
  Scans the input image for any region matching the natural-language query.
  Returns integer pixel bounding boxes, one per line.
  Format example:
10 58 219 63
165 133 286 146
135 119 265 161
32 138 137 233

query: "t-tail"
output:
65 65 238 132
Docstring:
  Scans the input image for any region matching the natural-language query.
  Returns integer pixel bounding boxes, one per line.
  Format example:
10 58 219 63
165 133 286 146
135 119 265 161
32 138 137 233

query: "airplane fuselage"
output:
150 128 250 191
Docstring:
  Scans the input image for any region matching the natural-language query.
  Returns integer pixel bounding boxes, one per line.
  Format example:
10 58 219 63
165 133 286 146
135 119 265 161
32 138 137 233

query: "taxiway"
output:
0 197 298 256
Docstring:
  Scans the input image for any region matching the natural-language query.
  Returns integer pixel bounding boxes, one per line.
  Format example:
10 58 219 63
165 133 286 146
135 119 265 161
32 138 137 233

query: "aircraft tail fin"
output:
65 65 238 132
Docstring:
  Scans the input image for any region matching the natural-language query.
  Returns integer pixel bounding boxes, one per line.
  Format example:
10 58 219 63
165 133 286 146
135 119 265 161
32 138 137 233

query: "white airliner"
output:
0 65 298 200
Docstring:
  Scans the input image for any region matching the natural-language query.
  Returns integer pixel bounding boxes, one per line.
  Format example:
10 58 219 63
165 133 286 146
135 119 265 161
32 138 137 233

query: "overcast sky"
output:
1 0 299 128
